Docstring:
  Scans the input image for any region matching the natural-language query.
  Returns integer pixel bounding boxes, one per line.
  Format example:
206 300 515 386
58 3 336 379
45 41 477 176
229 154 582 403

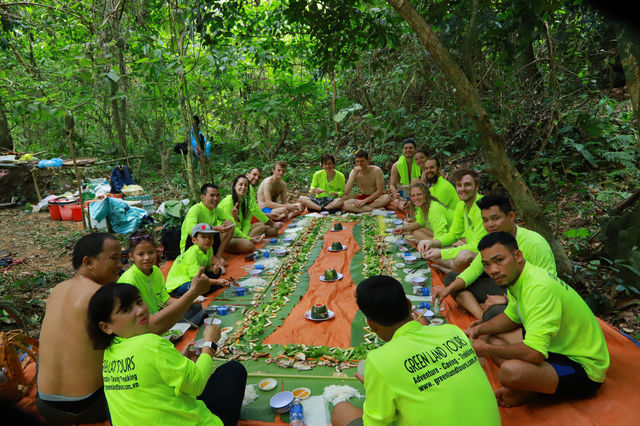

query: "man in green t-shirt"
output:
420 154 458 215
418 169 487 273
467 232 609 407
298 154 345 213
332 275 500 426
434 194 556 321
180 184 235 268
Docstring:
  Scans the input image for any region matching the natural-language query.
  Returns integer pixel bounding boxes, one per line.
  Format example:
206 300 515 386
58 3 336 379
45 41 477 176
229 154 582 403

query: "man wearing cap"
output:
389 138 421 211
180 183 235 268
167 223 230 297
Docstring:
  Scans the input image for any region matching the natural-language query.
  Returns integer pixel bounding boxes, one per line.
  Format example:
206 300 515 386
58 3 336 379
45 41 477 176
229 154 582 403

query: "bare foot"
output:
494 387 534 407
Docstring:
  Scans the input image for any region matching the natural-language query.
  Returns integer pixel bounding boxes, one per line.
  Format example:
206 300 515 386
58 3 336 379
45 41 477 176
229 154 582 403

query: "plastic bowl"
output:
430 318 445 326
411 276 426 285
270 391 294 413
276 248 287 256
405 255 417 264
250 269 262 277
204 317 222 326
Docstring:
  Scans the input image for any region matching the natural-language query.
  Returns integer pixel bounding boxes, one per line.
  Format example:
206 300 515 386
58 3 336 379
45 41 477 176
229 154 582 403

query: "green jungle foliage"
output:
1 0 639 304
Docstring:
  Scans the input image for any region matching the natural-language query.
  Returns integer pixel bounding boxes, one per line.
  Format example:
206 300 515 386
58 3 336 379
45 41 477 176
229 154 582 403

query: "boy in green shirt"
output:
435 194 556 321
180 184 235 270
332 275 500 426
419 169 487 273
299 154 345 213
467 232 609 407
166 224 230 297
418 153 458 221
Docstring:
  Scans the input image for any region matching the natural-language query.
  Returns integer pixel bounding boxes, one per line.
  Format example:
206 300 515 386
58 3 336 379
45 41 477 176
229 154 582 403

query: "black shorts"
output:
444 272 507 321
546 352 602 399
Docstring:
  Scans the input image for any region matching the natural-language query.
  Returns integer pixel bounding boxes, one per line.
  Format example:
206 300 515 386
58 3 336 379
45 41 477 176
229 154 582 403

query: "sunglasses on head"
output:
130 234 154 244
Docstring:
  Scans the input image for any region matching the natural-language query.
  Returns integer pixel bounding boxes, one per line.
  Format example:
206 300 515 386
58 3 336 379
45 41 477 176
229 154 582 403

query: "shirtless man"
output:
246 167 284 233
342 150 392 213
389 138 421 211
37 233 209 424
257 161 304 220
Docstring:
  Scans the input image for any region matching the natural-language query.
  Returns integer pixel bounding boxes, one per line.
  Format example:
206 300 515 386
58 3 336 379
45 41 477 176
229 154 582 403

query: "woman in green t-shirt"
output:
395 182 450 242
87 283 247 425
219 175 266 253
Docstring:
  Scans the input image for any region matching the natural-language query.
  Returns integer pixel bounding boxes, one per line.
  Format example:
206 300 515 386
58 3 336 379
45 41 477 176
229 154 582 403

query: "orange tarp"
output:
431 268 640 425
264 222 360 348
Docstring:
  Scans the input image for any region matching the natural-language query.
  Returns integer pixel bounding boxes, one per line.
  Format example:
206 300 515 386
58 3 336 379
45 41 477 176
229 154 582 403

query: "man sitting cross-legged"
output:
434 194 556 322
418 168 487 273
245 167 283 234
342 150 391 213
298 153 345 213
467 232 610 407
389 138 421 212
332 275 500 426
257 161 304 220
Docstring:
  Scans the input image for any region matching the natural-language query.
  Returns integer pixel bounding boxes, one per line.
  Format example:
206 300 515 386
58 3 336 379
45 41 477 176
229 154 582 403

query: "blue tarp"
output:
89 197 147 234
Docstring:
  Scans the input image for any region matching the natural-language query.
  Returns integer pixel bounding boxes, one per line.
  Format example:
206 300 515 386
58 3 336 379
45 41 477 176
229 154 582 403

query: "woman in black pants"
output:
87 283 246 425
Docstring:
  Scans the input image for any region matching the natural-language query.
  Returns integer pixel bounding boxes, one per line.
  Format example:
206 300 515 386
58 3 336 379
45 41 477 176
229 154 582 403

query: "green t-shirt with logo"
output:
415 203 450 241
310 169 346 197
180 202 233 253
438 195 488 260
249 185 269 223
428 176 458 220
504 262 610 382
117 264 169 314
103 333 222 426
362 321 500 426
458 225 556 287
165 245 213 293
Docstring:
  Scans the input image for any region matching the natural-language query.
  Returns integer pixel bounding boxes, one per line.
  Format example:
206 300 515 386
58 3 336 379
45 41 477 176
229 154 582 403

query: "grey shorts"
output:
311 197 335 209
36 388 109 424
347 418 364 426
444 271 507 321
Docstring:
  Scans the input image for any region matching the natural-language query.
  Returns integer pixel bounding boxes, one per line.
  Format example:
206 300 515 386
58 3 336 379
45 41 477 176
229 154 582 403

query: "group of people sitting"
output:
33 138 610 425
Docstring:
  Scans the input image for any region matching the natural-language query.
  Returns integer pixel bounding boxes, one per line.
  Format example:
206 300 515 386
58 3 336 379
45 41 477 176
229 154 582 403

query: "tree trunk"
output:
386 0 576 283
329 70 339 133
618 25 640 136
0 96 13 152
461 0 479 86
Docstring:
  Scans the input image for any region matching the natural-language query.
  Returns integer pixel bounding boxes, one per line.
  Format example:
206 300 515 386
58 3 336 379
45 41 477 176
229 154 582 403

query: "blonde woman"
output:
395 182 450 241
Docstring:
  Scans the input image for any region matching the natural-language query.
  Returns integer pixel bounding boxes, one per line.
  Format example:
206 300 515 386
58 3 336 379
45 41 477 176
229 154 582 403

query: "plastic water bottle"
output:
289 399 304 425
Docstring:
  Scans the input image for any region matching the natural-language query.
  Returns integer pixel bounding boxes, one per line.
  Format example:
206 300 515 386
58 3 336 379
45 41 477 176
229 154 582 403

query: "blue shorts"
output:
261 207 272 214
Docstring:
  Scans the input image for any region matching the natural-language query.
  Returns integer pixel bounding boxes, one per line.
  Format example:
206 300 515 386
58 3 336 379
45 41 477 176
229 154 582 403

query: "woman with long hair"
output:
395 182 451 241
218 175 267 253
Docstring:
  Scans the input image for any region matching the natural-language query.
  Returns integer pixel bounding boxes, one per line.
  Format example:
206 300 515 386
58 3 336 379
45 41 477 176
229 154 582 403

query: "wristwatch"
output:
202 341 218 351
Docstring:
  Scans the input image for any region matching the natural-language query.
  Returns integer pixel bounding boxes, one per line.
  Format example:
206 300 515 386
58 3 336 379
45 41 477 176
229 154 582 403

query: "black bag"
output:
161 226 181 260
